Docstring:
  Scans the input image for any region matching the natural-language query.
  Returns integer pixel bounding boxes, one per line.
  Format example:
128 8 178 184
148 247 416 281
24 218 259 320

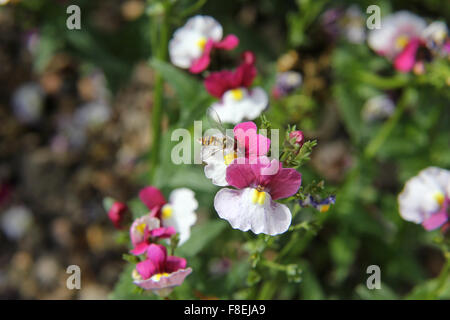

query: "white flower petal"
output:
214 188 292 235
164 188 198 245
211 87 268 124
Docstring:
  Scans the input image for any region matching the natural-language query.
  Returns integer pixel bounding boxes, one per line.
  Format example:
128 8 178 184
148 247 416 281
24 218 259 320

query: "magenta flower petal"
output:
214 34 239 50
130 242 149 256
204 70 235 98
139 186 167 211
136 258 157 280
234 122 270 156
394 38 421 73
146 244 167 272
226 161 257 189
189 39 214 74
422 209 448 231
266 167 302 200
165 256 187 273
150 226 176 238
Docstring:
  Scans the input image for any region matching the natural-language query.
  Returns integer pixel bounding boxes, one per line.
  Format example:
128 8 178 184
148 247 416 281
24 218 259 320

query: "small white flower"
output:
169 15 222 69
398 167 450 230
210 87 268 124
161 188 198 245
368 11 426 59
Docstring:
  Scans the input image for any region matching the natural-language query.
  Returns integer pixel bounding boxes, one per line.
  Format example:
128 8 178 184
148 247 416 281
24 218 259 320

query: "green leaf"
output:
176 220 227 257
109 264 156 300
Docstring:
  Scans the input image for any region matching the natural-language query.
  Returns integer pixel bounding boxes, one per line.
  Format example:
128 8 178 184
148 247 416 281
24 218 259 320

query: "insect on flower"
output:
198 108 239 164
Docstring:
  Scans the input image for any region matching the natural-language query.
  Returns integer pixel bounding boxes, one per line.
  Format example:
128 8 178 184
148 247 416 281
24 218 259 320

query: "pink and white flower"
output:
139 186 198 245
398 167 450 231
214 157 302 235
203 121 271 186
422 21 450 56
205 52 268 124
169 15 239 74
130 214 175 255
368 11 426 72
132 244 192 296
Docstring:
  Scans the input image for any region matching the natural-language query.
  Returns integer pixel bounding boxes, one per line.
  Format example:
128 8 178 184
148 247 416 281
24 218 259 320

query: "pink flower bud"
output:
108 202 129 229
289 130 304 147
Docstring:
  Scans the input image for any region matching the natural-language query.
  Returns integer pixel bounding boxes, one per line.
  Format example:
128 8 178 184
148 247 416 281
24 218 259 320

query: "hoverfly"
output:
198 108 239 164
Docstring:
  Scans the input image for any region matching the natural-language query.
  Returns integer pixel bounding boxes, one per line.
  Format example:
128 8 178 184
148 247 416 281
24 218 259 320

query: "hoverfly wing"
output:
206 107 235 148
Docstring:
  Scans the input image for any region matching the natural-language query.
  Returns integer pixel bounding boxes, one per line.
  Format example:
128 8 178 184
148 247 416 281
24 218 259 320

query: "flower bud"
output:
289 130 304 147
108 202 129 229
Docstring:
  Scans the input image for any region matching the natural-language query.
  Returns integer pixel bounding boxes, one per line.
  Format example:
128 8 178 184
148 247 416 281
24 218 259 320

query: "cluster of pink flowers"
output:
107 186 197 296
368 11 449 73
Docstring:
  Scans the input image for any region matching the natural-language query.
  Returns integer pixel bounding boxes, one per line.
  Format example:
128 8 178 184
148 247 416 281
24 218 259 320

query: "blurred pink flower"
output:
133 244 192 296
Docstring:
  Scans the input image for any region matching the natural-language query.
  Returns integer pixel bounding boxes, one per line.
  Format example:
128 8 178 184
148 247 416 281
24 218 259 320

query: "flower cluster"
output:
169 16 268 124
106 186 197 296
368 11 450 73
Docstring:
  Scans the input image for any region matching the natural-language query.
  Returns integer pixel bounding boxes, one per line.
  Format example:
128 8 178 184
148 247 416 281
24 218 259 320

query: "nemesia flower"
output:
206 52 268 124
368 11 426 59
299 194 336 213
361 94 395 122
132 244 192 296
169 15 239 74
130 214 175 255
422 21 450 56
214 157 302 235
139 186 198 245
368 11 428 72
398 167 450 231
272 71 302 99
203 121 271 186
107 201 129 229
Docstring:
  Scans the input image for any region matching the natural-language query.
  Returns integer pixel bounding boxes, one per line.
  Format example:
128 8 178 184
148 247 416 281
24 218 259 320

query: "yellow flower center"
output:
152 272 170 281
197 37 207 50
251 188 267 206
161 204 173 219
434 192 445 206
319 204 330 213
231 88 244 101
223 152 237 166
136 223 146 235
395 35 409 50
132 269 142 281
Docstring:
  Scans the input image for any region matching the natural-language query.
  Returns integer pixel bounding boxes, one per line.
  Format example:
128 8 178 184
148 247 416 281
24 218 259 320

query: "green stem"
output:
149 3 171 182
429 252 450 300
358 71 411 90
364 90 409 159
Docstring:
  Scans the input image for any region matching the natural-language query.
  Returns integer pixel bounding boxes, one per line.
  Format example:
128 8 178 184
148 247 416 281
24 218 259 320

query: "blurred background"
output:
0 0 449 299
